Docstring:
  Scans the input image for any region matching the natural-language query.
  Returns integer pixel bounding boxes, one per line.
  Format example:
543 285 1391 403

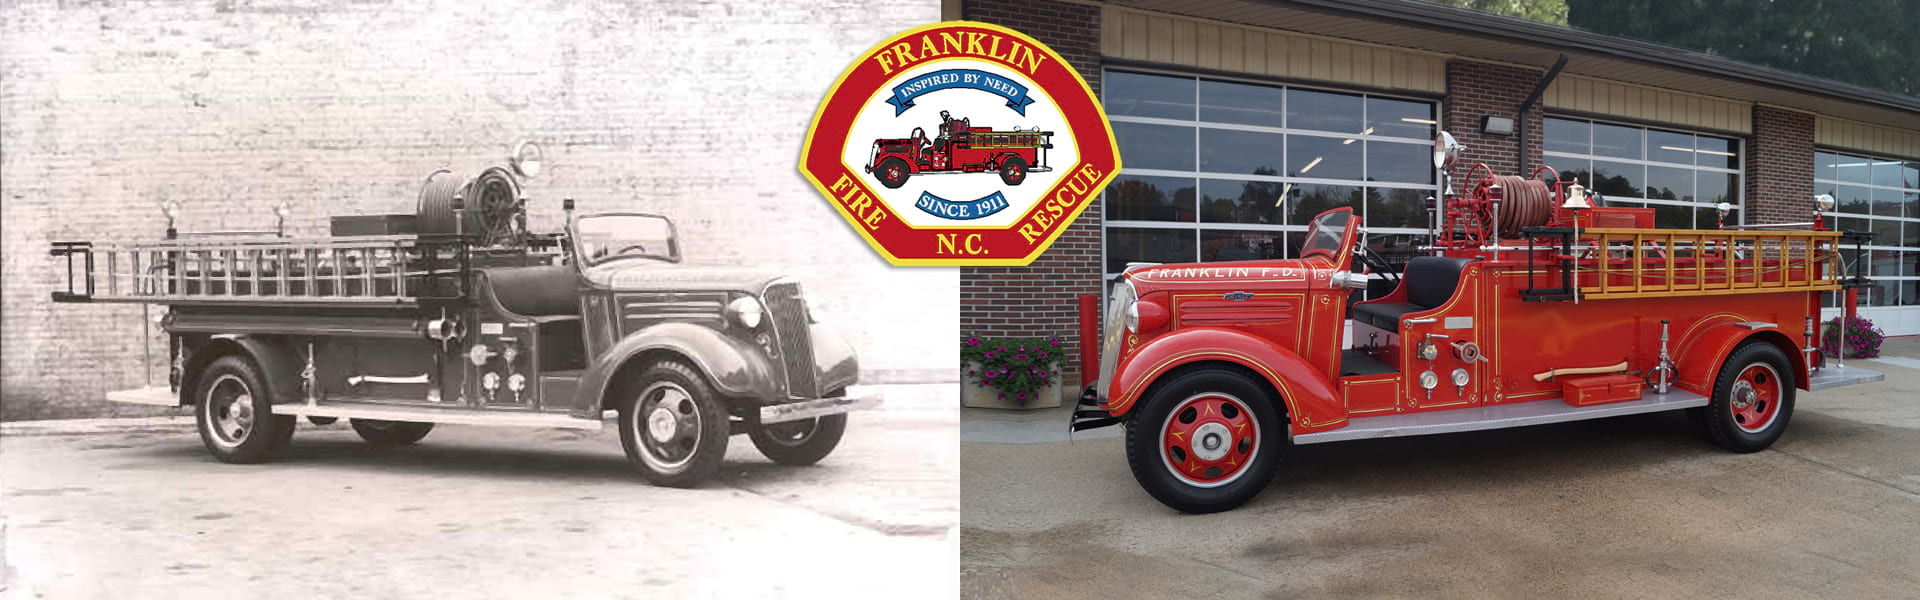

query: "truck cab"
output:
51 142 878 487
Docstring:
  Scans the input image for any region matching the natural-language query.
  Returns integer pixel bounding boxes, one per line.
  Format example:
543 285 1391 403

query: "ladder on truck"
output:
1520 227 1871 301
49 234 474 307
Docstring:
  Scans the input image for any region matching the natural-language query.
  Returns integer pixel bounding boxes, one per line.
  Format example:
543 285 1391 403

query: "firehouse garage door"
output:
1815 150 1920 336
1101 69 1439 301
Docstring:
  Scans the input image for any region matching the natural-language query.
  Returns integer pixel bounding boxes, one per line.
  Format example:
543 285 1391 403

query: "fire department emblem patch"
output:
799 21 1120 266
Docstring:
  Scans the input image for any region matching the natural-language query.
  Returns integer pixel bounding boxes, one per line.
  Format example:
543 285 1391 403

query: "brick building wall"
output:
1442 60 1546 183
959 0 1102 383
0 0 950 419
1744 105 1817 225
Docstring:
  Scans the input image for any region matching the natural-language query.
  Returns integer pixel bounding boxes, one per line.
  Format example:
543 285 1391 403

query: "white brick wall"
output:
1 0 951 419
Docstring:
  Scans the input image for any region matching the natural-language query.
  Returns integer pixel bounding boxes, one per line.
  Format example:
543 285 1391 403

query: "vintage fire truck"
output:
1072 132 1885 513
49 142 878 487
865 110 1053 189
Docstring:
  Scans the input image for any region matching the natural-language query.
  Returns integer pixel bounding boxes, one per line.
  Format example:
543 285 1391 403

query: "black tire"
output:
193 355 296 464
1704 341 1797 453
617 360 730 487
749 414 848 466
875 157 911 189
350 419 434 447
997 156 1028 186
1125 367 1283 514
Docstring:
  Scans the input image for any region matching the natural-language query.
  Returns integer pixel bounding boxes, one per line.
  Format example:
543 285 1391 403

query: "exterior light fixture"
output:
1480 115 1515 136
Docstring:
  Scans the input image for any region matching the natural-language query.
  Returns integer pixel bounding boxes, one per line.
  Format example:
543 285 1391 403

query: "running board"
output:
270 403 604 430
1807 365 1883 391
1293 389 1709 445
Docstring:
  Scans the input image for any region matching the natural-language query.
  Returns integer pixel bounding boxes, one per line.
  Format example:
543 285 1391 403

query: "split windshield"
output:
573 214 680 265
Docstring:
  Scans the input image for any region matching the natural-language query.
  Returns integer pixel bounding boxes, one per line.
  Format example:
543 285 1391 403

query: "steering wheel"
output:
616 244 649 255
1355 242 1401 288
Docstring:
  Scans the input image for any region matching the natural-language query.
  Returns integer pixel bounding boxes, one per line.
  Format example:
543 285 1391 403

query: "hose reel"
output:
417 167 524 247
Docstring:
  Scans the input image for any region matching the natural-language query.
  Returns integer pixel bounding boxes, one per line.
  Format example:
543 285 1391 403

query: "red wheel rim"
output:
1160 393 1260 487
1730 363 1782 433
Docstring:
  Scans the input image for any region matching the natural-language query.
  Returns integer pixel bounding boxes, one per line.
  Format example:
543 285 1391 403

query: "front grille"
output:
1094 280 1134 401
762 282 817 398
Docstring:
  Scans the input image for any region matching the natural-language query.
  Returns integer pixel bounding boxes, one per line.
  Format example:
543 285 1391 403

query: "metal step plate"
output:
1807 365 1884 391
1294 389 1709 445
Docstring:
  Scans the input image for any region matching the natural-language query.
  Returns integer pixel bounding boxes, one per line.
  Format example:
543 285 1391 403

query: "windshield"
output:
1299 209 1354 259
573 214 680 265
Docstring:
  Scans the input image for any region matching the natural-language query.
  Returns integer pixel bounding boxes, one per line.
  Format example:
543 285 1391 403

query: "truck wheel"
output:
193 355 296 464
617 360 730 487
1704 341 1796 453
749 413 847 466
1125 367 1281 514
350 419 434 446
875 157 911 189
998 157 1028 186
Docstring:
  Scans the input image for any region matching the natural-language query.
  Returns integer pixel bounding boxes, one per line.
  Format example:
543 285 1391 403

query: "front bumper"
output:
1068 385 1121 432
760 387 882 424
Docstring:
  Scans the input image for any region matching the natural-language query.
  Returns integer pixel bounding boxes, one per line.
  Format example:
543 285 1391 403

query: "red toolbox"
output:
1561 374 1644 407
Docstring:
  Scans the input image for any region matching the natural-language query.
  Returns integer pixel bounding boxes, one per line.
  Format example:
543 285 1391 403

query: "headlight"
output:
467 343 494 366
727 296 764 329
1419 370 1440 389
1125 302 1140 334
510 141 544 179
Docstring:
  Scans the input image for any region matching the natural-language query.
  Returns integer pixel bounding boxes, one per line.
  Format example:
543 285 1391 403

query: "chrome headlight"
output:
727 296 764 329
1095 280 1136 399
1125 302 1141 334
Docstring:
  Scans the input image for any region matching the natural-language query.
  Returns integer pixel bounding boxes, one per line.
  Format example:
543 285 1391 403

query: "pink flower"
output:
1038 351 1048 358
1048 337 1062 346
1016 393 1027 400
984 352 997 359
1014 353 1028 360
965 337 982 346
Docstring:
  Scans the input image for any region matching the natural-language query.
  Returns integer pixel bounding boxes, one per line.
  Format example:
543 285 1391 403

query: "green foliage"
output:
1565 0 1918 96
962 335 1065 403
1425 0 1570 24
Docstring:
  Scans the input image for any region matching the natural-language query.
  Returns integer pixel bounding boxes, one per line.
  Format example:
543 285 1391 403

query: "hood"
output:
583 261 784 293
1123 257 1335 296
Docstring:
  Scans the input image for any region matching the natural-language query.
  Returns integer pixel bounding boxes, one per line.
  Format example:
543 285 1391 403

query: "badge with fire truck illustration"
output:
800 21 1120 266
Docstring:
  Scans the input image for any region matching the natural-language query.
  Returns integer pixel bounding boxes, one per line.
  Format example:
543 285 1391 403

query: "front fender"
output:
810 321 860 394
570 322 777 419
1106 327 1346 435
1674 319 1808 395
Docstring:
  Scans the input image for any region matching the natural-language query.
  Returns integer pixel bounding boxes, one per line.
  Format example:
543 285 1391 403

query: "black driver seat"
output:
484 266 580 318
1350 256 1476 330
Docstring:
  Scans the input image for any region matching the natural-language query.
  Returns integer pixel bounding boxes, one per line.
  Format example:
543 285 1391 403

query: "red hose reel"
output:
1440 164 1568 250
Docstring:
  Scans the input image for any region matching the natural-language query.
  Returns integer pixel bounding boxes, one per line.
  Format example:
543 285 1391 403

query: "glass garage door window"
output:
1103 70 1440 285
1815 150 1920 307
1541 116 1744 230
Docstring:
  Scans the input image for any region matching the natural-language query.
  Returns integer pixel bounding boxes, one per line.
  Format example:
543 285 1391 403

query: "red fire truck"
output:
49 142 878 487
1072 132 1884 513
865 110 1052 189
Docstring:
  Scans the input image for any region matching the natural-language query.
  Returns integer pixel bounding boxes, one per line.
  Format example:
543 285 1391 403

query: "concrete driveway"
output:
1 384 957 599
962 346 1920 598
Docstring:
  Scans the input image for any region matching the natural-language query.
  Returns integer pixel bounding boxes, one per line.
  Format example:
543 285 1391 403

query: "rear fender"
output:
1674 321 1808 395
1106 327 1346 435
180 335 303 406
570 322 776 419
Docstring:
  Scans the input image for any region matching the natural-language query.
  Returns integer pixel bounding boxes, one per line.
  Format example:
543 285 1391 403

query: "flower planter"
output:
960 361 1064 409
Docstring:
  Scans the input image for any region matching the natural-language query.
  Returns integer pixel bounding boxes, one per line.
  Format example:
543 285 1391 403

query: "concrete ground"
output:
1 384 957 599
961 339 1920 599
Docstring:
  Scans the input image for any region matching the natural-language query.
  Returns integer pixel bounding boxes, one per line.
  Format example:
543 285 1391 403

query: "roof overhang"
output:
1108 0 1920 132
